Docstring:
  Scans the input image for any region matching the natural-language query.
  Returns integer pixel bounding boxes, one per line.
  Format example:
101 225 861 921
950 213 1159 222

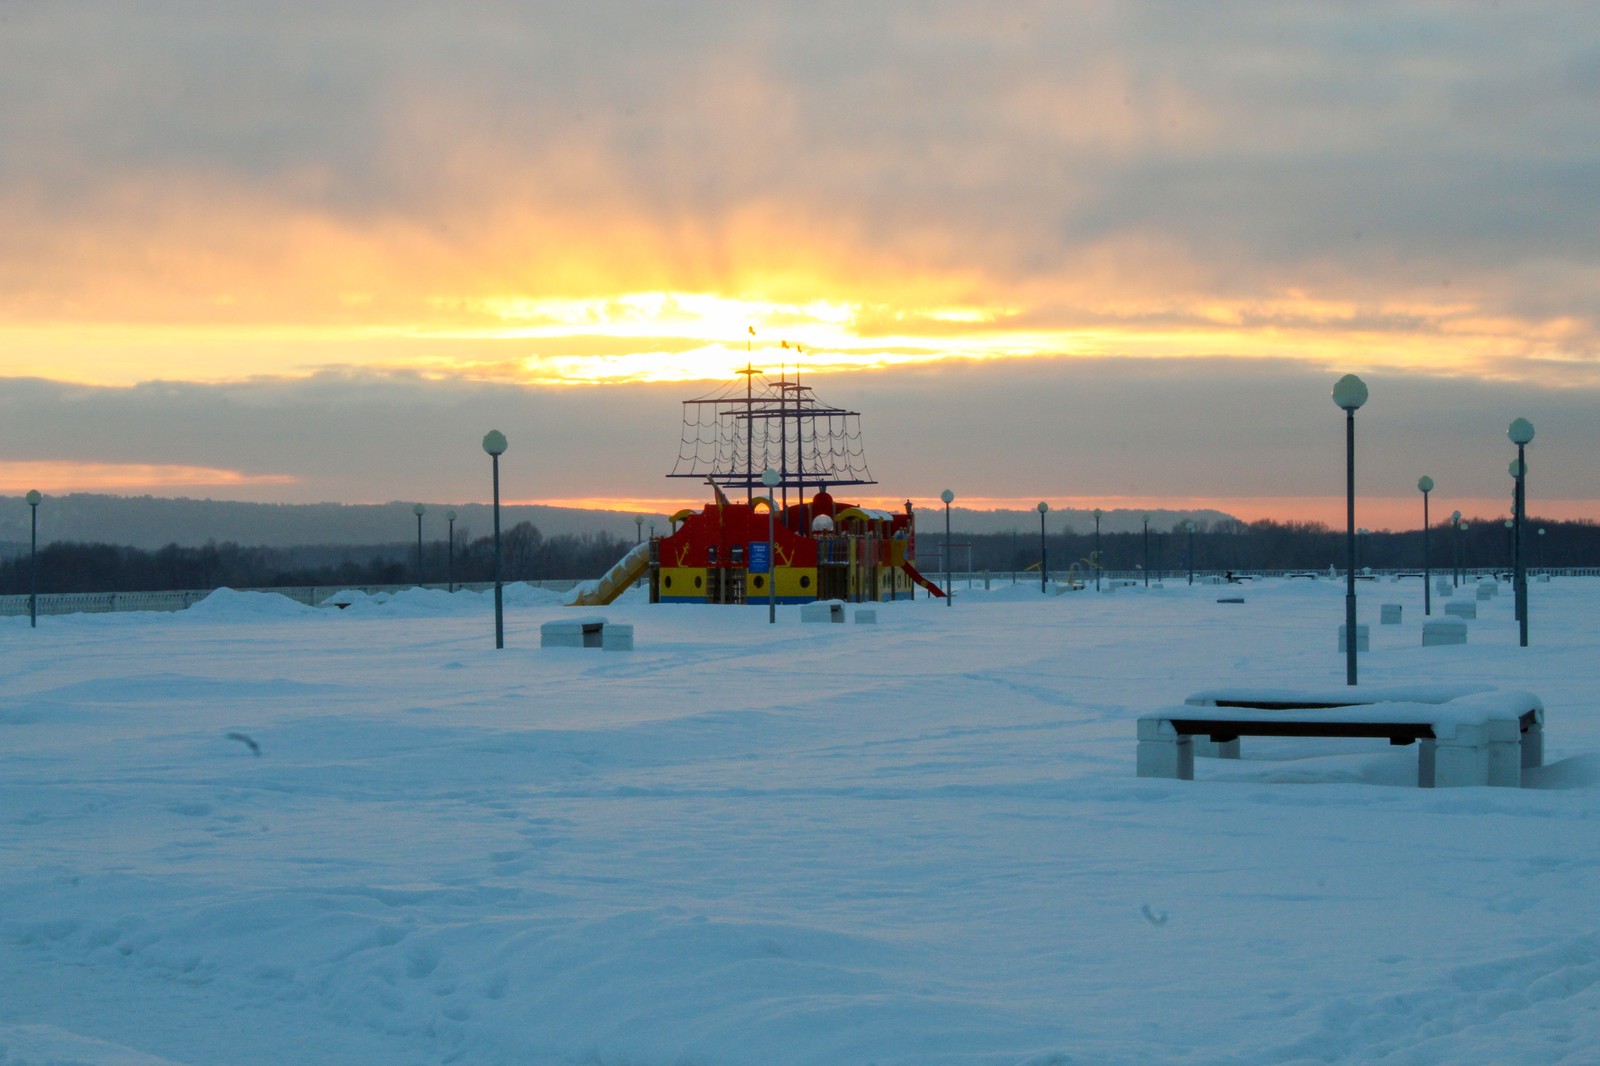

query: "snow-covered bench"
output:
540 616 633 650
1141 685 1543 787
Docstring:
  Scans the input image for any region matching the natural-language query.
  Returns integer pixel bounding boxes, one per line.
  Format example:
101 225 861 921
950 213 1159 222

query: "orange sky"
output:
3 4 1598 525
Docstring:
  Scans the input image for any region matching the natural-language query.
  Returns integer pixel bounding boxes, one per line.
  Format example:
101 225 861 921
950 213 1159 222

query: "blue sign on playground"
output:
748 542 771 573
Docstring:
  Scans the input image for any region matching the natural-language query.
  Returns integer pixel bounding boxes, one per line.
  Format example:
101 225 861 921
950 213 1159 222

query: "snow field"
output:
3 578 1599 1065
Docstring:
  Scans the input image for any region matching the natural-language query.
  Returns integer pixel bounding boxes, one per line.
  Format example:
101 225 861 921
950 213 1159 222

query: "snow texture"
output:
4 577 1600 1065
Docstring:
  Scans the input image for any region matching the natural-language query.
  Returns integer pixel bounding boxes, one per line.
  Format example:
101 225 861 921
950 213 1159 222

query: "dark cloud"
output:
2 362 1594 514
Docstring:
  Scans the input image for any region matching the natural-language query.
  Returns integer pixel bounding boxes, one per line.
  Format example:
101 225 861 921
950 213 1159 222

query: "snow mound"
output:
180 588 319 621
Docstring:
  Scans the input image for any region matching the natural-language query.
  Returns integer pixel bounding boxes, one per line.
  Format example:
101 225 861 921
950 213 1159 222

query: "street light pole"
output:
446 509 457 592
1333 373 1369 686
1450 510 1462 586
1418 477 1433 615
762 467 780 623
1093 507 1103 591
26 490 41 628
1509 417 1534 647
1185 520 1195 586
483 430 508 649
412 503 426 585
1142 513 1150 587
1036 501 1049 594
940 489 954 607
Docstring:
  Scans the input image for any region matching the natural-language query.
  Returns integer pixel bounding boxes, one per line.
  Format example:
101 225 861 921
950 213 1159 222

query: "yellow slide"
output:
567 542 651 607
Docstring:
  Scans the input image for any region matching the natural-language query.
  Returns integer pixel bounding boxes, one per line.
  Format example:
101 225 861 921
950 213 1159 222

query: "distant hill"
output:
0 495 663 552
0 494 1238 553
935 506 1237 536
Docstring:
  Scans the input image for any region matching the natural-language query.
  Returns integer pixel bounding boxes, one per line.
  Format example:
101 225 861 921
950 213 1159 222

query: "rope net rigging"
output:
668 369 876 496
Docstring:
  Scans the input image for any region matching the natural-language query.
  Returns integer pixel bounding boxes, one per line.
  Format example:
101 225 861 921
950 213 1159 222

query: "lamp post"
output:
1460 522 1470 576
762 467 780 624
1142 513 1150 587
1185 520 1195 586
1450 510 1462 586
1036 501 1049 594
483 430 508 649
1509 417 1534 647
26 490 41 628
1503 517 1514 576
1332 373 1368 686
1356 528 1367 572
445 509 457 593
1417 477 1433 615
1093 507 1103 590
1537 527 1545 571
940 489 954 606
413 503 426 585
635 515 643 545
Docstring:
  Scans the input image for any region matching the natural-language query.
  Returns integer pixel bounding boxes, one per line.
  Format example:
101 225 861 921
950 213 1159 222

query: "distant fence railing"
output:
0 579 583 618
4 569 1595 617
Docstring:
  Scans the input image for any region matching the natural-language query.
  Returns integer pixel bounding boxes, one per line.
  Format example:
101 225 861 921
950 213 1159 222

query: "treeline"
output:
0 522 634 595
926 517 1599 575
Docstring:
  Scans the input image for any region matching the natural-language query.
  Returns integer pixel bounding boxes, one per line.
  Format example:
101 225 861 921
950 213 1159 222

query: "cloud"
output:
1 0 1597 377
1 361 1595 529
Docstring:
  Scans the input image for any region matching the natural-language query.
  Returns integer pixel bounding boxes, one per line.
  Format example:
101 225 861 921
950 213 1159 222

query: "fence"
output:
0 579 583 618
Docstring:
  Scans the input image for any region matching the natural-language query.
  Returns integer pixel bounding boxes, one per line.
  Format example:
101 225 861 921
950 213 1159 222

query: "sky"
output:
2 2 1597 531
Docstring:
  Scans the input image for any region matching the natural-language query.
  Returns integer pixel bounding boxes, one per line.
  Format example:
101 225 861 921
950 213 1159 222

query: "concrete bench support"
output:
1380 604 1402 625
1136 718 1195 780
1444 601 1477 620
1422 619 1468 646
1435 579 1453 598
1338 624 1369 653
601 623 634 651
853 608 877 624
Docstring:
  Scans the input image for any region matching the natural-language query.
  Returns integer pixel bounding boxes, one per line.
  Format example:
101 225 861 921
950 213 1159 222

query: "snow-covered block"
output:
1444 601 1476 620
1111 579 1137 588
1100 584 1116 593
853 608 877 624
1435 579 1453 597
542 616 608 648
1338 624 1369 652
1151 582 1165 590
601 623 634 651
1536 573 1551 583
1203 575 1223 585
801 600 846 623
1422 619 1468 646
1136 717 1194 780
1381 603 1402 625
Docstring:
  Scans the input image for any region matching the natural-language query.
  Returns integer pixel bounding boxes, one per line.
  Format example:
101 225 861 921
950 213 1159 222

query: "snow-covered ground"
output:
4 576 1599 1065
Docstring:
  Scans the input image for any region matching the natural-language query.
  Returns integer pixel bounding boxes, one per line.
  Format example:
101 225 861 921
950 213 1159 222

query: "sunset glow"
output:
0 462 298 494
3 3 1598 524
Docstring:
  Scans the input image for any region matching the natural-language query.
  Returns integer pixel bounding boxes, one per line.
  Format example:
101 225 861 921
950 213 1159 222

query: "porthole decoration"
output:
799 574 811 589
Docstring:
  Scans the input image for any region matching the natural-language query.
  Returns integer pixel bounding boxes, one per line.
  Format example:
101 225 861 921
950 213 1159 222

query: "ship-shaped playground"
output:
570 365 947 607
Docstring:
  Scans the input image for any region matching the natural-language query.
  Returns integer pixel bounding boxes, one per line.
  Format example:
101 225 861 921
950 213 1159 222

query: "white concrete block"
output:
1136 719 1194 780
1476 585 1496 601
1422 619 1468 646
801 599 846 623
1536 573 1551 583
601 623 634 651
542 618 608 648
1381 603 1402 625
1444 601 1476 620
1435 580 1453 598
1193 737 1240 759
1338 623 1370 652
853 609 877 624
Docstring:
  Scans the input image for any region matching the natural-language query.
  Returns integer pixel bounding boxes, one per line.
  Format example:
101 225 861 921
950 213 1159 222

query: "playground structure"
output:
569 364 940 607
